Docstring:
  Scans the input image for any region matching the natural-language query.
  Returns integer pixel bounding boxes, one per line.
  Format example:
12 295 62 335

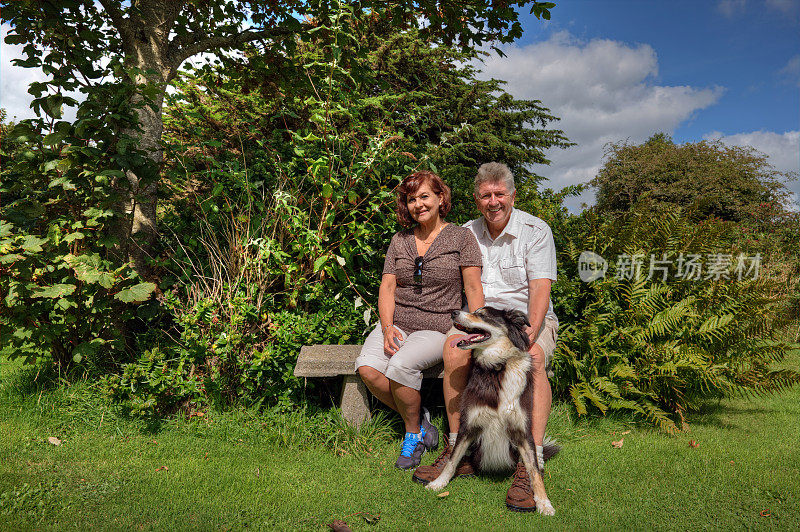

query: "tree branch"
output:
98 0 133 44
168 25 306 71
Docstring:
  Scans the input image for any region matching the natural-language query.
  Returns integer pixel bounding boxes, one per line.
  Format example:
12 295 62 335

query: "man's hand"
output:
524 325 538 347
526 278 551 349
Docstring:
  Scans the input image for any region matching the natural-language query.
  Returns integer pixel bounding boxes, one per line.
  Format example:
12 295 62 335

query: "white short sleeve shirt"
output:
464 208 558 326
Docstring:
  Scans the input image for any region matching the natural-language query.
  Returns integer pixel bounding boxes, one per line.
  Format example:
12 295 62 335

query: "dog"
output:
424 306 559 515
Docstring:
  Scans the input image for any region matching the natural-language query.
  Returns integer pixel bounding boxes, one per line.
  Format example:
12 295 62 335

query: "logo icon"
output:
578 251 607 282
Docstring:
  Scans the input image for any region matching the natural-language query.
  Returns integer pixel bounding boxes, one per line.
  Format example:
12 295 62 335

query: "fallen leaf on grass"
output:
255 467 260 478
437 491 450 498
611 438 624 448
621 430 631 435
47 437 61 446
760 509 771 518
328 519 352 532
155 466 169 472
689 440 699 448
361 512 380 524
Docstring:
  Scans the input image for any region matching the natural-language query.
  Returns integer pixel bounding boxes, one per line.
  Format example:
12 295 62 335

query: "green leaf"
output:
0 254 24 264
99 169 126 179
55 298 78 310
12 327 33 340
32 284 77 299
44 94 64 119
115 282 157 303
83 207 114 219
72 338 107 363
0 221 13 238
49 175 76 190
322 184 333 199
64 253 115 288
21 235 47 253
64 232 85 243
5 283 18 306
43 131 67 145
313 255 328 272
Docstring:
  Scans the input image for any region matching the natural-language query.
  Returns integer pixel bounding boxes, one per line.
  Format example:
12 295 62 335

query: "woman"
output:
355 171 484 469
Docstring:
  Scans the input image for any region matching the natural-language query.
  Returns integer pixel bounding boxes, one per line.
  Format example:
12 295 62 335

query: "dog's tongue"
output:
451 334 482 348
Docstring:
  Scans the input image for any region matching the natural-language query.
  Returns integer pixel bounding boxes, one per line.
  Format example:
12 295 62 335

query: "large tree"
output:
158 21 572 305
1 0 556 279
592 133 796 221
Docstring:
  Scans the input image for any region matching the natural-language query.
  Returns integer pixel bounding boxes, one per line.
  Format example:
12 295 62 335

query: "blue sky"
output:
477 0 800 209
540 0 799 139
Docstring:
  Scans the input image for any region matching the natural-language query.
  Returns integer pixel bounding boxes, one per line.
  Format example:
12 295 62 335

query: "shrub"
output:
0 118 156 370
103 294 370 417
552 206 800 431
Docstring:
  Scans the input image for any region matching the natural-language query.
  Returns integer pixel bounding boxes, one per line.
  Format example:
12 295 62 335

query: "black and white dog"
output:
425 306 559 515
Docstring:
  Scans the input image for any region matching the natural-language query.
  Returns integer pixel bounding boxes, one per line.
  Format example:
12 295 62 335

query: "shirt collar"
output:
481 208 520 241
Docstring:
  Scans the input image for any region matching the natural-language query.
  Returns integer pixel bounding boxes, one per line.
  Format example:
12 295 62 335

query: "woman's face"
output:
406 181 442 225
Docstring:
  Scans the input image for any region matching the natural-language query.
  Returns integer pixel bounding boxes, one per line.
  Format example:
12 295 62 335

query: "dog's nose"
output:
451 310 460 320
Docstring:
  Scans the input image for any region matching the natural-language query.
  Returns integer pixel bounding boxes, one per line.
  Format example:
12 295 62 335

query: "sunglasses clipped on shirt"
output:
413 256 424 284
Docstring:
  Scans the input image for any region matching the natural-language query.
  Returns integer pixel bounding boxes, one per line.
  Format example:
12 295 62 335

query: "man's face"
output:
475 180 515 232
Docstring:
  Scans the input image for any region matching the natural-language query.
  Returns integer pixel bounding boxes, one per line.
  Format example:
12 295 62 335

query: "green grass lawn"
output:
1 353 799 531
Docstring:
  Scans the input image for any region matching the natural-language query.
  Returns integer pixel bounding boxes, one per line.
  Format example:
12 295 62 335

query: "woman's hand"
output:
383 325 403 356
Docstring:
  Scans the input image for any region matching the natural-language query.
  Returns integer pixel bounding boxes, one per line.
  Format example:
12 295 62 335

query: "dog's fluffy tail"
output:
542 435 561 462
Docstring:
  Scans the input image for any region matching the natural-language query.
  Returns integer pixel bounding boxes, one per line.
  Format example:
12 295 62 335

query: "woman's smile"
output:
407 183 442 225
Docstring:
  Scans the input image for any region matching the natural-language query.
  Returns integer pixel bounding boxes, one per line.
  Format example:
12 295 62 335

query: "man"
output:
413 162 559 512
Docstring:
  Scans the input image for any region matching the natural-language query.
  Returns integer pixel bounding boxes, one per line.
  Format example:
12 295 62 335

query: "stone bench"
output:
294 344 444 427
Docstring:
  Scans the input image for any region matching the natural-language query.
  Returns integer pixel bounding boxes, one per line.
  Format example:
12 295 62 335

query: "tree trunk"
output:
110 1 178 282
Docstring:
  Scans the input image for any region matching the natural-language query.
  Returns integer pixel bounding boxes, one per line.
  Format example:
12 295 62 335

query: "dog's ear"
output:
505 309 531 330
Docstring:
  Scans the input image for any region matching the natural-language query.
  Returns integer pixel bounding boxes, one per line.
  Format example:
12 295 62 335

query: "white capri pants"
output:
354 325 446 390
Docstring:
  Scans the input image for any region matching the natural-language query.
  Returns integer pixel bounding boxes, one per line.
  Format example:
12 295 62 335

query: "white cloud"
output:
704 130 800 207
718 0 800 18
1 23 82 122
766 0 800 16
779 54 800 87
703 130 799 174
717 0 747 18
477 31 723 211
1 24 47 121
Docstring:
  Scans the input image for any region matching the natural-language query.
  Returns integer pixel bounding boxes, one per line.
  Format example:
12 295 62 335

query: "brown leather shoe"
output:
505 462 536 512
411 438 475 485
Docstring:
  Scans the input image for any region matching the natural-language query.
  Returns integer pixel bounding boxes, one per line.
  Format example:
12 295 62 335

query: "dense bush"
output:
103 295 369 416
552 206 800 431
592 133 796 222
0 113 156 369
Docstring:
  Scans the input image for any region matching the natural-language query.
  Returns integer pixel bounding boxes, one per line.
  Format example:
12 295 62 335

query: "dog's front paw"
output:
535 497 555 516
425 478 448 491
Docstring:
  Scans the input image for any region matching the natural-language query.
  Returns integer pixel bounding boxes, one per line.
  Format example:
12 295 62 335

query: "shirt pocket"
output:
499 257 526 286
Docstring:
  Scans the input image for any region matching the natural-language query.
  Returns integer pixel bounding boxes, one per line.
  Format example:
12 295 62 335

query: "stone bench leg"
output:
340 374 371 428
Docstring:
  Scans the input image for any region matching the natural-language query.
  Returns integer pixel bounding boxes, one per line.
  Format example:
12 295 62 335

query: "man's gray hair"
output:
474 162 515 195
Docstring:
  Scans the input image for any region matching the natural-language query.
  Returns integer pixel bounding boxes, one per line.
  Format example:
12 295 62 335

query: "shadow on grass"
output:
687 400 772 430
1 358 66 398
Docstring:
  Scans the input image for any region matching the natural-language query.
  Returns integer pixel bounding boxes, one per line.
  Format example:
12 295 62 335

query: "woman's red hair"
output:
396 171 452 227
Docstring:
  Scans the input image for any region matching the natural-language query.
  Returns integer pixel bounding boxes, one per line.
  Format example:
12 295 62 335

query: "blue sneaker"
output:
420 407 439 450
395 431 426 470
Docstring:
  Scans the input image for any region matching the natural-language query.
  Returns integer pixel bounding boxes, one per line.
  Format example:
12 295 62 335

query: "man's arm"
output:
526 278 551 346
461 266 485 312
